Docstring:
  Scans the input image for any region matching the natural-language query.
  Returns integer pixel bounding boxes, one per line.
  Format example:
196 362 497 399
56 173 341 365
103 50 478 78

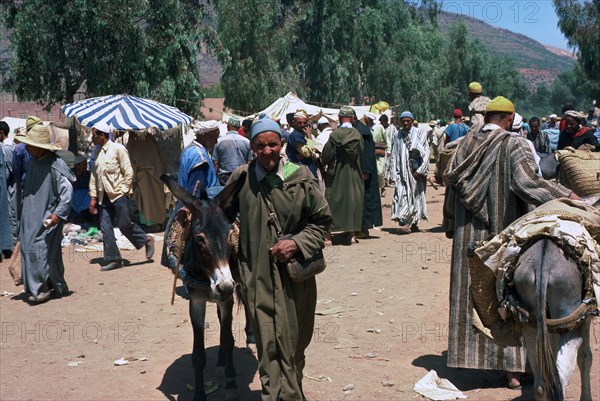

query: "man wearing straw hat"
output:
88 122 155 271
14 124 75 303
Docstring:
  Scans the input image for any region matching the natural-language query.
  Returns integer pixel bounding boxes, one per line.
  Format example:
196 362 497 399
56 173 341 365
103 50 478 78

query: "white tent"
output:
256 92 393 123
258 92 339 122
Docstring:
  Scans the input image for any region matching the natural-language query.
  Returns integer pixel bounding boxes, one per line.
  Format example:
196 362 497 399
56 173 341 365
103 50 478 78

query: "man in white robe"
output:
390 111 429 231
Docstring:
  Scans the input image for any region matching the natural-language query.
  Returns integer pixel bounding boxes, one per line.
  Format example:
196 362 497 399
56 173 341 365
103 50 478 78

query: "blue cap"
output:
250 115 281 139
399 111 414 120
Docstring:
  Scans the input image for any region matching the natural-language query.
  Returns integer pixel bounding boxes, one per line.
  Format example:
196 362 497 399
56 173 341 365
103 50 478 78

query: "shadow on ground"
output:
158 346 260 401
412 351 534 399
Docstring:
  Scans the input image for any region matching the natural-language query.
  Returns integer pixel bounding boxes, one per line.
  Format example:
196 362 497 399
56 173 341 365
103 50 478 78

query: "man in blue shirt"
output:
444 109 469 144
212 117 253 185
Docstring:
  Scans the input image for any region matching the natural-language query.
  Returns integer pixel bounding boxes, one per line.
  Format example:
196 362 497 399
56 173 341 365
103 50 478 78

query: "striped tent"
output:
62 94 193 131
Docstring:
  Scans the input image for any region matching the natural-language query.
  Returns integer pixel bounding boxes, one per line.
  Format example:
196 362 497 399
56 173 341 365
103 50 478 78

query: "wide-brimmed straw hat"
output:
14 124 62 151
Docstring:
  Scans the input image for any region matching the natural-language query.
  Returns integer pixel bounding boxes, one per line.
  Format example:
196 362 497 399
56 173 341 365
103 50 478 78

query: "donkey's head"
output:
161 173 246 302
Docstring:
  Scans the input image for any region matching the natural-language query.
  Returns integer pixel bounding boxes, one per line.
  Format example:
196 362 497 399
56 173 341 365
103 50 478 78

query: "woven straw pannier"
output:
468 251 501 328
166 211 192 274
557 147 600 197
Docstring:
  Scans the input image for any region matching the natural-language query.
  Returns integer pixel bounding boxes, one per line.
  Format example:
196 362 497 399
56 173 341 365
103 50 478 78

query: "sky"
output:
438 0 570 49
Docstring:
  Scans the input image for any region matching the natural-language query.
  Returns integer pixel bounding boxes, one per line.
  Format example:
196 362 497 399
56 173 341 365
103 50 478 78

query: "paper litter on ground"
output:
414 370 467 400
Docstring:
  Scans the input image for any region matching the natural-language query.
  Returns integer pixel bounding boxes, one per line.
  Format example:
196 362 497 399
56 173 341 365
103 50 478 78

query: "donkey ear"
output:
160 174 202 211
214 170 247 223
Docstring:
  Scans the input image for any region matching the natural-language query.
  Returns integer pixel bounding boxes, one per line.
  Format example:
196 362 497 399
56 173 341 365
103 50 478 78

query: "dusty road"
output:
1 180 599 401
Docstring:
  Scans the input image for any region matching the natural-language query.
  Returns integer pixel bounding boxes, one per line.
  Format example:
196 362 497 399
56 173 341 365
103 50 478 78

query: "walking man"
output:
223 116 332 400
443 96 576 388
390 111 429 232
88 123 155 271
15 124 74 303
322 106 364 245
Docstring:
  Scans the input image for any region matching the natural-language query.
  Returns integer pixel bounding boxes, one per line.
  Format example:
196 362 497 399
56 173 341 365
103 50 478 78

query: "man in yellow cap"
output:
443 96 578 388
467 82 490 133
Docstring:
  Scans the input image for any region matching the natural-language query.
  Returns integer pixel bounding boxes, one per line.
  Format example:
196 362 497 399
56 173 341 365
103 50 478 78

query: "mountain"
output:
438 12 575 87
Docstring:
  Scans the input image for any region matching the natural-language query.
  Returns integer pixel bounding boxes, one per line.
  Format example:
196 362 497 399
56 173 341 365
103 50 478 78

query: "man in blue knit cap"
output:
223 115 332 401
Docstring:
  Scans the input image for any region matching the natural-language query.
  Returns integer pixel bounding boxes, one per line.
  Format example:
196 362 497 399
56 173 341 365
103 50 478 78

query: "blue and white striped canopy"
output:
62 94 193 131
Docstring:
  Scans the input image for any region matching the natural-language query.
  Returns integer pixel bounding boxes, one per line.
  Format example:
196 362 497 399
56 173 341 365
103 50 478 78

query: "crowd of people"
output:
1 81 599 399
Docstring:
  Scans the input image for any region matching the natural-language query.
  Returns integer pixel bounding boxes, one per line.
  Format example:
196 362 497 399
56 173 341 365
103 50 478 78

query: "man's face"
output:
292 116 308 133
251 132 282 172
75 161 87 175
197 129 219 151
529 121 540 135
91 128 104 145
504 113 516 131
365 117 374 127
25 144 47 158
564 117 579 134
401 118 412 131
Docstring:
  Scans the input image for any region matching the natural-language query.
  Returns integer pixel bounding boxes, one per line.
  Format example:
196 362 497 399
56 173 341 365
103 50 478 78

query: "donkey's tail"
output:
536 238 563 400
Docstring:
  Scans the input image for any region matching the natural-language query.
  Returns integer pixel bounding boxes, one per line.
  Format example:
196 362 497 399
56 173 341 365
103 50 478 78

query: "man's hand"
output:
363 173 369 181
568 192 581 201
45 213 61 228
270 238 298 263
89 197 98 215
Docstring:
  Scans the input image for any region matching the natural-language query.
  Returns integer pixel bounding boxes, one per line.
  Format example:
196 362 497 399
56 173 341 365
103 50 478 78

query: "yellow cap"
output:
486 96 515 113
468 82 483 94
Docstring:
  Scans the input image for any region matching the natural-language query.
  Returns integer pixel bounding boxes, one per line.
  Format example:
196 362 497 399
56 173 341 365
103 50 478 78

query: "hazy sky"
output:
439 0 571 50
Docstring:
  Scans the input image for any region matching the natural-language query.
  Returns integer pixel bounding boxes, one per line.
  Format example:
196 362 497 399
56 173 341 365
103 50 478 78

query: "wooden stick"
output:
170 270 178 305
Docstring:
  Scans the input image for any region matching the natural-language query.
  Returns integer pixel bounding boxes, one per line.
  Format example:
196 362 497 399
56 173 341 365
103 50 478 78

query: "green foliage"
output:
213 1 532 121
0 0 206 115
518 66 597 117
1 0 553 120
204 83 224 98
444 20 527 116
554 0 600 86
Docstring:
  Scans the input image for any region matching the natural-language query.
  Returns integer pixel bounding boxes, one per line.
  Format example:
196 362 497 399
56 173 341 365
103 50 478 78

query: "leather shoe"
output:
100 260 123 271
145 236 155 260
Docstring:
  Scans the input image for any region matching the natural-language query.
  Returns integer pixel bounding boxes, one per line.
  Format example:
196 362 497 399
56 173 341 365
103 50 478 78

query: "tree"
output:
212 0 301 113
444 20 526 116
0 0 207 115
554 0 600 87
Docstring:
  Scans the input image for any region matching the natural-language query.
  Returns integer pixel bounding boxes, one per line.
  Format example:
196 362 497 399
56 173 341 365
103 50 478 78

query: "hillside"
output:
438 12 575 87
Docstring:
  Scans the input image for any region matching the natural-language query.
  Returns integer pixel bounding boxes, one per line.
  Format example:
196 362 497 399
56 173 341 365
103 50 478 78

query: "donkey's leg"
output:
217 299 237 401
521 325 547 401
189 295 208 401
577 318 592 401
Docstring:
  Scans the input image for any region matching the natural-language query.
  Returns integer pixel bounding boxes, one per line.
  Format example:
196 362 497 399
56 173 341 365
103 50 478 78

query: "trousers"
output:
100 195 147 261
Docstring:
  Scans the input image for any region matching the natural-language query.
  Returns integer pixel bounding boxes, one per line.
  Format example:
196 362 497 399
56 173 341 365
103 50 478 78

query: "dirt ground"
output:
1 176 599 401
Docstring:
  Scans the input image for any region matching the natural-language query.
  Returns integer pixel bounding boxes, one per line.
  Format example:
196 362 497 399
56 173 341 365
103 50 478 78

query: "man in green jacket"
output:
322 106 364 244
224 115 332 401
